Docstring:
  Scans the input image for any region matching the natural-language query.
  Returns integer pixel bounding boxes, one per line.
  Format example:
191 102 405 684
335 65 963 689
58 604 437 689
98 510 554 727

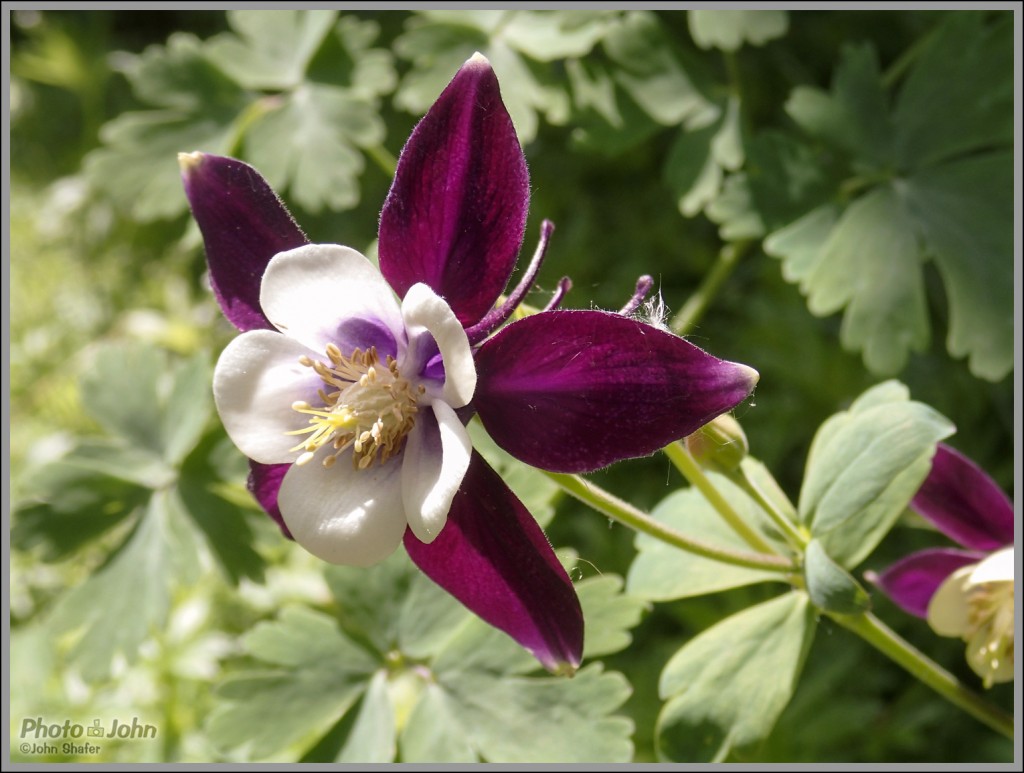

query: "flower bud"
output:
685 413 749 473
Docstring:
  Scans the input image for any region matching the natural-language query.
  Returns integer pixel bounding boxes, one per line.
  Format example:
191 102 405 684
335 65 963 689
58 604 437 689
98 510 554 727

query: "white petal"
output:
213 330 322 464
261 244 405 357
926 565 975 637
965 628 1014 685
966 546 1014 587
401 400 473 544
278 455 407 567
401 283 476 408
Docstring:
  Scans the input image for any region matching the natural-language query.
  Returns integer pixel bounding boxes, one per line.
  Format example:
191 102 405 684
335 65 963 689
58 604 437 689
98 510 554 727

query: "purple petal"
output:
378 54 529 327
473 310 759 473
248 460 293 539
866 548 984 618
404 452 583 673
180 153 308 332
912 443 1014 551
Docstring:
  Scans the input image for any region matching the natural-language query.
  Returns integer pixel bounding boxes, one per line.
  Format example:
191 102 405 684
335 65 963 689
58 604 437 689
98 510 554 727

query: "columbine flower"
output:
868 443 1014 686
181 53 758 673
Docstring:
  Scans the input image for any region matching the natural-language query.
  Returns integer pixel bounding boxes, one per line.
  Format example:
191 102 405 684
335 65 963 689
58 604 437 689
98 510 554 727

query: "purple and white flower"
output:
868 443 1014 686
181 53 758 673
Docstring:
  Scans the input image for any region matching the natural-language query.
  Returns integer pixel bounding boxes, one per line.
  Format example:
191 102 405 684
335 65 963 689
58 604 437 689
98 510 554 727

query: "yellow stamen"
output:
288 345 420 469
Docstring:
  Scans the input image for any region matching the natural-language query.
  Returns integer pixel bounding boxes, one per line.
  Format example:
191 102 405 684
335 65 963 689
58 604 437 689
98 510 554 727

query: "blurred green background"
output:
9 9 1015 763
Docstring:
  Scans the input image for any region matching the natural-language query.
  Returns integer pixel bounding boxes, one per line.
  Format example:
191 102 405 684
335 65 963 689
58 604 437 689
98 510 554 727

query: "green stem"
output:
365 144 398 178
728 464 808 551
829 611 1014 740
544 470 795 573
671 241 751 336
662 442 781 556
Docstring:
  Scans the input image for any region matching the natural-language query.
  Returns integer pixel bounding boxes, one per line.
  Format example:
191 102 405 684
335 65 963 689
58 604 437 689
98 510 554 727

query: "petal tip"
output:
177 151 206 176
466 51 491 68
738 363 760 389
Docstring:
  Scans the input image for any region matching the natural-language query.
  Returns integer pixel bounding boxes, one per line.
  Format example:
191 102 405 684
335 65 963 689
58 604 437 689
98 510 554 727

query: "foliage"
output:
10 8 1014 763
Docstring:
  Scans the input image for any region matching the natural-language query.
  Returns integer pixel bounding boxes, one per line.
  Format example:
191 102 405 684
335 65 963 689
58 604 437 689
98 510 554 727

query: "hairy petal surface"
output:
260 244 404 358
474 310 760 472
378 54 529 327
180 153 307 331
279 455 407 567
867 547 984 618
912 443 1014 551
405 452 583 673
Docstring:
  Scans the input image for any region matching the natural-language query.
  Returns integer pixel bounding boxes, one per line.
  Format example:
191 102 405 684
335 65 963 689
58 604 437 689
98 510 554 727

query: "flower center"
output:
965 581 1014 688
287 343 423 470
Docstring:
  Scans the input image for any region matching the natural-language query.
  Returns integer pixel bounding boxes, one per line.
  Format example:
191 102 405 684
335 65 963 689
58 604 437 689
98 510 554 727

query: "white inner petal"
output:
926 565 975 637
401 283 476 408
966 546 1014 587
401 400 473 544
278 454 407 567
214 330 323 464
260 244 406 358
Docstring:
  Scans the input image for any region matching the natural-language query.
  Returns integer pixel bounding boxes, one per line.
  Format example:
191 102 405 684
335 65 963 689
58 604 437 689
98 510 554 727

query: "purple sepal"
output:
378 55 529 328
248 460 293 539
404 452 583 674
912 443 1015 551
866 547 984 618
473 310 759 473
180 153 308 332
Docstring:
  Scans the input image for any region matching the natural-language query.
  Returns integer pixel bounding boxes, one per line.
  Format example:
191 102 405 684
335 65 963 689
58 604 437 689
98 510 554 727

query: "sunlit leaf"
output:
657 593 815 762
800 380 955 567
627 471 787 602
688 10 788 52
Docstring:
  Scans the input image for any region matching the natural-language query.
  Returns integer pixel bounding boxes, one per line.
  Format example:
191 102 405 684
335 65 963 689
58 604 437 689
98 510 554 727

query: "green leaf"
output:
400 683 477 762
177 430 264 584
204 10 338 90
803 539 871 614
46 488 201 681
79 342 212 465
900 153 1013 381
603 11 717 127
657 593 815 762
210 549 636 762
578 575 647 659
664 97 742 219
892 12 1012 168
325 552 416 656
245 83 382 213
12 460 148 561
334 670 397 762
705 173 766 241
785 42 892 167
208 605 379 759
688 10 788 52
805 185 929 375
436 664 634 762
395 10 590 142
627 471 786 601
763 204 838 285
54 440 175 489
800 381 955 567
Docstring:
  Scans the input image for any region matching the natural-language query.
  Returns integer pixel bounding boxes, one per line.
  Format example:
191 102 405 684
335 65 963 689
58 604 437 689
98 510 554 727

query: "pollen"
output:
287 345 424 470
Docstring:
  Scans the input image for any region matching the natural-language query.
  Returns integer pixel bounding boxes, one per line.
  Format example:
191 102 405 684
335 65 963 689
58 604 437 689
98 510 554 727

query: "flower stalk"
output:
827 610 1014 740
662 441 781 557
544 470 795 573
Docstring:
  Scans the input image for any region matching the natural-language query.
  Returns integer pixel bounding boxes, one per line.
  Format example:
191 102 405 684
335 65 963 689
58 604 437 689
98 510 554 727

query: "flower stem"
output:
662 442 781 556
366 144 398 178
544 471 795 573
671 240 751 336
727 463 809 551
828 611 1014 740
